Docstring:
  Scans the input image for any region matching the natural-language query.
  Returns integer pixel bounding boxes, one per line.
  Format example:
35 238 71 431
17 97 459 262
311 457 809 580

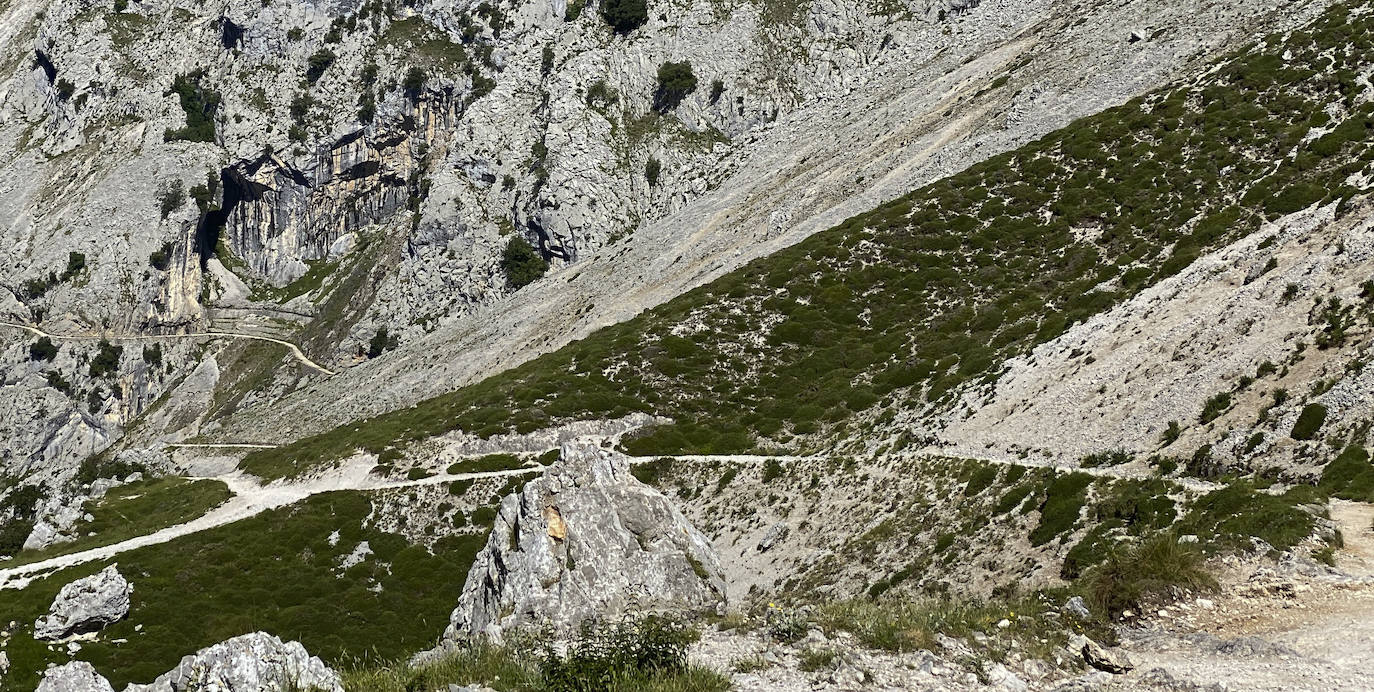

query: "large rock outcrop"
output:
443 441 726 642
34 565 132 640
35 661 115 692
125 632 342 692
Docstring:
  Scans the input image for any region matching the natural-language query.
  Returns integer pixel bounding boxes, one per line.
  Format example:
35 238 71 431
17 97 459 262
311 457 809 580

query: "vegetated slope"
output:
0 485 497 691
208 0 1320 449
244 0 1374 479
936 198 1374 474
631 455 1325 605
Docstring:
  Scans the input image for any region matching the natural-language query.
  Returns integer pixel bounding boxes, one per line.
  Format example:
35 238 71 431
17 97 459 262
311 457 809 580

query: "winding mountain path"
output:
0 463 537 589
0 321 335 375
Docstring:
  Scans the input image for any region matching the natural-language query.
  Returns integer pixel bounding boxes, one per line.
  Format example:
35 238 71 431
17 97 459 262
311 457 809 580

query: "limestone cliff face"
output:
218 95 455 285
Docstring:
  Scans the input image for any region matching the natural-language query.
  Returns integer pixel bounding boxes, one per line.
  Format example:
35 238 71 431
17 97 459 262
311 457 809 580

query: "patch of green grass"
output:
447 454 526 475
1029 473 1093 546
0 491 492 689
815 595 1067 659
963 464 999 496
1291 403 1329 440
1320 445 1374 500
797 647 838 672
1080 532 1216 618
10 478 231 566
1179 482 1317 553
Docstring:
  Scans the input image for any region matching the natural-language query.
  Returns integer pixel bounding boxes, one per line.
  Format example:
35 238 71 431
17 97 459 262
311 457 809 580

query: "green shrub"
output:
715 467 737 492
1320 445 1374 501
1029 473 1093 546
1081 533 1215 618
88 340 123 378
761 459 784 483
403 66 426 96
501 237 549 290
1180 482 1316 553
164 71 220 143
645 156 662 186
1081 449 1131 468
542 617 706 691
963 465 998 495
142 344 162 366
1199 392 1231 423
62 252 86 280
406 467 435 481
368 327 398 358
28 337 57 362
446 454 524 475
1290 402 1328 440
305 48 336 83
149 242 173 271
1160 420 1182 446
599 0 647 33
631 458 674 486
157 180 185 218
653 61 697 113
708 79 724 104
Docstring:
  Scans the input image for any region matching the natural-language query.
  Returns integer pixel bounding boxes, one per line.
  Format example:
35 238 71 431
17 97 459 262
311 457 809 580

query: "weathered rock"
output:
35 661 115 692
125 632 342 692
1064 595 1092 619
756 522 790 553
34 565 132 640
1072 634 1134 674
442 441 726 642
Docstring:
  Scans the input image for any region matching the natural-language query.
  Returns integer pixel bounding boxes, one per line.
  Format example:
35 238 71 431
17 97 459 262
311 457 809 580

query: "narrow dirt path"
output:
0 464 539 589
1117 499 1374 691
0 321 335 375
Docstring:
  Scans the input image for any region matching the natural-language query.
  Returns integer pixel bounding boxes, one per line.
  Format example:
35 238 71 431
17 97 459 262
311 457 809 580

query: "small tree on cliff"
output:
501 237 548 290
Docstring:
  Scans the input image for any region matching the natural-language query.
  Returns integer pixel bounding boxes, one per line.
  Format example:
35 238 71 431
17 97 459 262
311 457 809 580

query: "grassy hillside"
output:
0 489 493 690
242 1 1374 480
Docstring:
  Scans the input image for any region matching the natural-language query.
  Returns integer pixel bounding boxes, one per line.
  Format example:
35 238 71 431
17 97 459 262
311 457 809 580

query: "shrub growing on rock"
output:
158 180 185 218
305 49 336 83
645 156 661 186
88 340 123 378
1290 403 1328 440
599 0 648 34
164 71 220 143
501 236 548 290
653 61 697 113
29 337 57 362
403 67 426 96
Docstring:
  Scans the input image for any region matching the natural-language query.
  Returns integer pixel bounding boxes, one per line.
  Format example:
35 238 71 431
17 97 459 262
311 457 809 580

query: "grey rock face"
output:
125 632 342 692
35 661 115 692
444 441 726 642
34 564 133 640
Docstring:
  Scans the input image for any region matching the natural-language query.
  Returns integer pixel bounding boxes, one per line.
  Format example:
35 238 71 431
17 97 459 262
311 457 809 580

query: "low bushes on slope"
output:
1320 445 1374 500
1081 533 1216 618
243 1 1374 479
0 490 493 690
342 617 727 692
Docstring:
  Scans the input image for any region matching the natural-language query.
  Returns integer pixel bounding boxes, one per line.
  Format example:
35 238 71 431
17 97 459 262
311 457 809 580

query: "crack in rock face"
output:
442 440 727 644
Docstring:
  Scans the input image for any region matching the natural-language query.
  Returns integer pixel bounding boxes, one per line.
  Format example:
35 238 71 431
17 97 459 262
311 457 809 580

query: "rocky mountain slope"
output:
3 0 1374 689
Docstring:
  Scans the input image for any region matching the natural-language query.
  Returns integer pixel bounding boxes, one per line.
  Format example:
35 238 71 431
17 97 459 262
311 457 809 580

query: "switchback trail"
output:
0 321 335 375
